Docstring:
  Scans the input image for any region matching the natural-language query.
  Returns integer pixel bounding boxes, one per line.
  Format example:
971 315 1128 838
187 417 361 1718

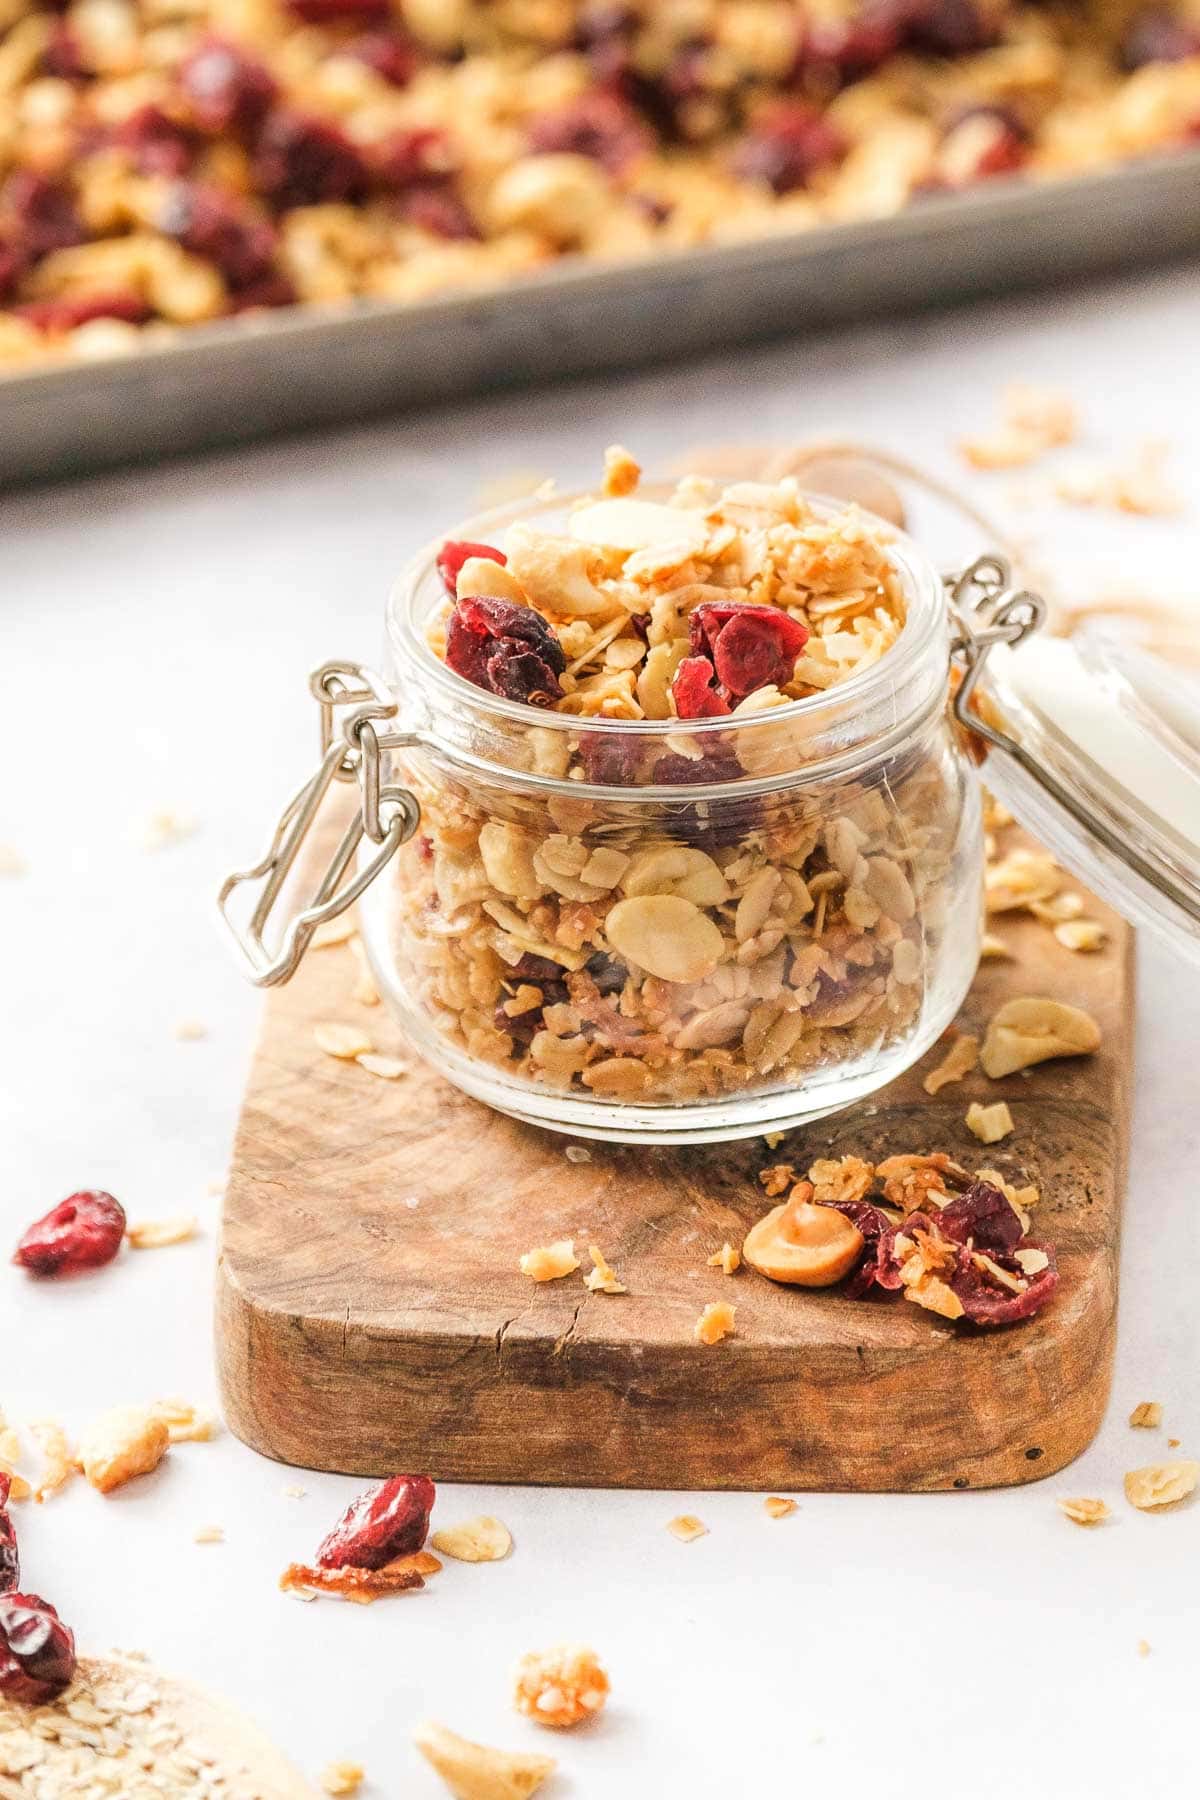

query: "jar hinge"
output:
216 660 421 987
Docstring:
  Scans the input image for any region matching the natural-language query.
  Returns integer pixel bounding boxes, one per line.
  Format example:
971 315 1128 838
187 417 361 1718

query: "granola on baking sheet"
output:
383 454 978 1110
1 0 1199 366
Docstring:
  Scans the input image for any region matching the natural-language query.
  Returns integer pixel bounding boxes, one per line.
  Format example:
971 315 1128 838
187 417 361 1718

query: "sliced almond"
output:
430 1516 512 1563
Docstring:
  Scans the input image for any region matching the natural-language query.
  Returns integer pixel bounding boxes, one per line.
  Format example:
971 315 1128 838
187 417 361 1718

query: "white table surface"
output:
4 262 1200 1800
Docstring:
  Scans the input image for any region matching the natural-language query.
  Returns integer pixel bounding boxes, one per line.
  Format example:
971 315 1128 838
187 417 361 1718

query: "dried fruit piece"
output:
430 1516 512 1562
520 1240 579 1281
965 1100 1014 1144
13 1191 126 1277
445 597 566 705
513 1644 610 1729
179 36 277 137
0 1594 75 1704
437 538 506 596
743 1195 865 1287
78 1405 170 1493
1129 1402 1164 1429
694 1301 736 1344
253 109 369 208
1124 1461 1200 1511
667 1514 708 1542
413 1719 555 1800
671 654 731 718
690 601 809 697
732 104 845 194
280 1550 440 1603
1057 1497 1110 1526
317 1474 435 1570
980 997 1101 1078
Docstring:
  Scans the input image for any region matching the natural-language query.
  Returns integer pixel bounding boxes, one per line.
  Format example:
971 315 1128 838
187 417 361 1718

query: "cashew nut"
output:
742 1196 865 1287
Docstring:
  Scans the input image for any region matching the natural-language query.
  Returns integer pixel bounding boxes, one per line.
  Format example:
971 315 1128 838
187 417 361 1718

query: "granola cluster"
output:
385 456 974 1110
2 0 1199 366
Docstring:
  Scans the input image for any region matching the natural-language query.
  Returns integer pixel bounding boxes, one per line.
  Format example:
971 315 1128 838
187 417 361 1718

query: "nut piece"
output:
764 1496 797 1519
742 1197 864 1288
965 1100 1014 1144
923 1033 979 1095
152 1398 218 1443
980 997 1101 1079
603 444 641 497
605 894 723 985
513 1644 610 1729
583 1245 627 1294
519 1239 579 1281
78 1404 170 1494
30 1420 76 1502
413 1719 556 1800
127 1216 197 1249
1055 918 1107 952
430 1516 513 1563
1057 1497 1110 1527
667 1513 708 1541
706 1242 741 1274
313 1022 373 1059
694 1301 736 1344
1124 1461 1200 1511
1129 1402 1164 1429
322 1762 365 1797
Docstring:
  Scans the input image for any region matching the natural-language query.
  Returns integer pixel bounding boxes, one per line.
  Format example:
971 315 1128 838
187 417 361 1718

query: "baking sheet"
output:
5 147 1200 488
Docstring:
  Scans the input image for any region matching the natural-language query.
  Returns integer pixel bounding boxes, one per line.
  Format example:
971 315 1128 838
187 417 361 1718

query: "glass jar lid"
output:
957 565 1200 965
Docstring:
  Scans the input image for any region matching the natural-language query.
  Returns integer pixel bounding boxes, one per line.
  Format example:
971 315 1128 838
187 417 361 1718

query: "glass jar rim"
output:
385 479 947 743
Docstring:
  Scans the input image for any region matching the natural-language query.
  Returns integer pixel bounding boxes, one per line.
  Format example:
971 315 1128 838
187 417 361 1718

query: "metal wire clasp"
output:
948 554 1046 750
216 660 421 987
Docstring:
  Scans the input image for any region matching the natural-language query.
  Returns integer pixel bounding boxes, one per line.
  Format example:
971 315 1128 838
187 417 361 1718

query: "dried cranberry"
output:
577 729 643 784
15 290 149 332
447 597 565 705
437 538 506 596
949 1240 1059 1326
254 110 369 209
652 747 743 785
1120 7 1200 66
907 0 995 56
40 22 85 80
285 0 389 19
112 105 195 178
939 104 1027 180
584 951 626 997
0 1596 75 1705
341 29 421 86
316 1474 435 1570
528 92 651 173
158 180 278 288
399 183 479 240
821 1199 899 1296
672 655 732 719
935 1180 1024 1257
13 1191 126 1278
0 240 28 303
732 105 846 194
0 1475 18 1597
577 1 636 89
510 952 567 984
369 127 452 190
1 172 83 261
690 601 808 698
802 1 907 79
226 268 296 311
179 37 278 138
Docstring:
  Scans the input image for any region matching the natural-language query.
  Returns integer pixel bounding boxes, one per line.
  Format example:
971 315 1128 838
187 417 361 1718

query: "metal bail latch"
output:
947 553 1046 751
216 660 421 988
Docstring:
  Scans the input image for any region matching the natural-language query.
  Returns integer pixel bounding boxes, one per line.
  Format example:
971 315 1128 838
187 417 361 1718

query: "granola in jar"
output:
358 453 984 1137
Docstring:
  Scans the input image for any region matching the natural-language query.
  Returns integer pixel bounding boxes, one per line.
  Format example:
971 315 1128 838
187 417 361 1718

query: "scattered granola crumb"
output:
1003 383 1078 447
78 1404 170 1493
764 1496 797 1519
0 1410 31 1501
280 1551 441 1604
519 1239 579 1281
707 1242 741 1275
1054 441 1183 516
30 1420 76 1502
966 1100 1015 1144
140 808 198 851
980 996 1101 1078
1054 918 1107 953
322 1759 366 1796
758 1162 797 1197
1138 1639 1151 1658
979 932 1012 960
314 1022 373 1059
694 1300 736 1345
923 1033 980 1095
1129 1402 1164 1429
583 1244 627 1294
172 1019 208 1041
152 1398 219 1443
311 915 358 948
356 1053 409 1079
414 1718 555 1800
603 443 641 497
1057 1496 1110 1527
513 1645 609 1729
763 1131 786 1150
430 1516 512 1563
1015 1247 1050 1277
349 937 381 1006
1169 1438 1182 1449
667 1514 708 1543
564 1144 592 1163
193 1525 224 1545
283 1484 307 1499
0 844 27 877
127 1216 197 1250
1124 1461 1200 1511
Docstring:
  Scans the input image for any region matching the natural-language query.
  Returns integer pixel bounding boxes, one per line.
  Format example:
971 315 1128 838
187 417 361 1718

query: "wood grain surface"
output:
217 836 1132 1493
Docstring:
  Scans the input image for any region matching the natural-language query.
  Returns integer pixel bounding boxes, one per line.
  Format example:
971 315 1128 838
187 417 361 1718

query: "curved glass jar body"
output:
357 489 983 1143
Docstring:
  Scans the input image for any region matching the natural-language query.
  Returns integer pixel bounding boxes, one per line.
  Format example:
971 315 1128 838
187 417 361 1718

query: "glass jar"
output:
219 488 1036 1144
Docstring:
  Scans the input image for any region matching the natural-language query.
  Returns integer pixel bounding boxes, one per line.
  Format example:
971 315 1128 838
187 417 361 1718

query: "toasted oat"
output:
1129 1402 1164 1429
280 1550 441 1604
667 1514 708 1542
172 1018 208 1041
140 808 198 851
707 1241 741 1274
513 1645 610 1729
414 1719 555 1800
311 914 358 948
1055 919 1107 952
193 1525 224 1544
1124 1461 1200 1511
29 1420 75 1502
152 1399 219 1443
966 1100 1015 1144
0 843 27 877
564 1144 592 1163
694 1301 736 1345
764 1496 797 1519
127 1215 197 1249
431 1516 513 1563
1057 1496 1110 1527
78 1404 170 1493
356 1053 409 1080
322 1760 366 1796
519 1239 579 1281
923 1033 980 1095
583 1244 627 1294
314 1022 374 1059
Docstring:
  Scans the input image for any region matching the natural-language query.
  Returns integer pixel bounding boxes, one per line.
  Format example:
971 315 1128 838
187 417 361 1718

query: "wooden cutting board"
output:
216 831 1132 1493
